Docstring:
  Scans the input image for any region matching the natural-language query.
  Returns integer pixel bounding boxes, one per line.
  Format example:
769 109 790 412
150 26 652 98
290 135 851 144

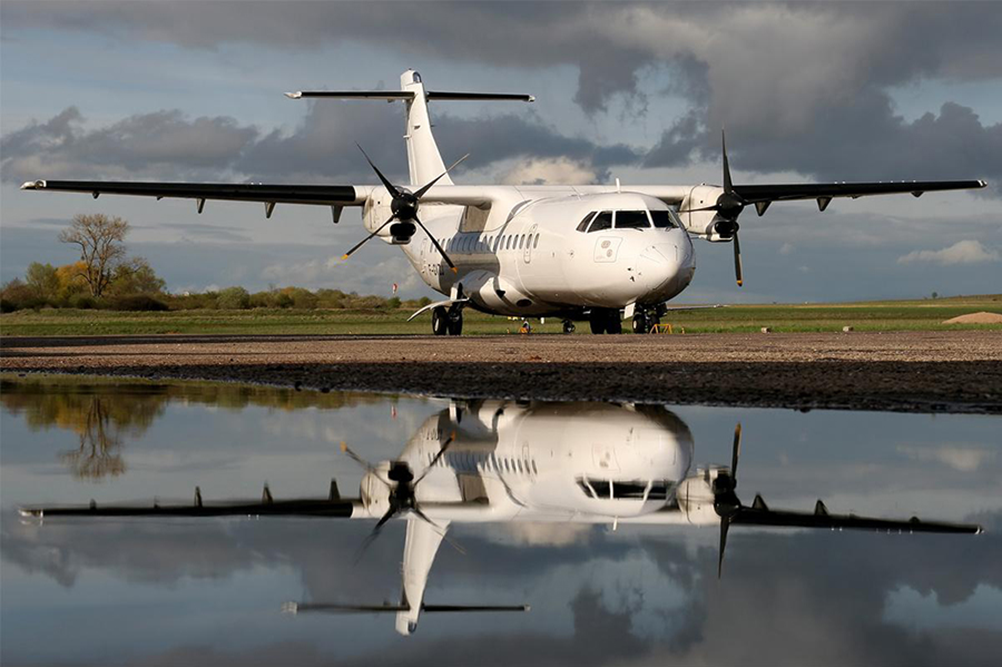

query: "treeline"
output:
1 213 426 313
1 275 429 313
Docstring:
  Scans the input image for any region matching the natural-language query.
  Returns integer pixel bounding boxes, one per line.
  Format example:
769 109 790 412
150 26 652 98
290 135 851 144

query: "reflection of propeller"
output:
679 131 745 286
342 432 457 559
342 145 467 273
713 423 742 578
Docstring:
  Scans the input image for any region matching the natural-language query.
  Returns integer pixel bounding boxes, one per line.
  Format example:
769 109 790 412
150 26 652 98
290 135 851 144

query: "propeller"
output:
713 423 743 578
679 131 746 286
342 145 468 273
341 432 457 560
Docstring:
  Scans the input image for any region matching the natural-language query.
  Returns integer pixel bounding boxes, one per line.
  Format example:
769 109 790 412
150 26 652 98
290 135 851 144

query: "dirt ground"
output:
2 331 1000 413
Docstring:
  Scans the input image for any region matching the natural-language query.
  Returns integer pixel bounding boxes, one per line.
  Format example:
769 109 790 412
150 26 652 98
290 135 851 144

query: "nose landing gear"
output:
631 310 661 334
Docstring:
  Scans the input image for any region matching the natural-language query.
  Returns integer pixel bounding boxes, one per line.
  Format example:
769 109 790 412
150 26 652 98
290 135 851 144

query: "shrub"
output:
106 295 169 311
69 294 98 309
216 286 250 310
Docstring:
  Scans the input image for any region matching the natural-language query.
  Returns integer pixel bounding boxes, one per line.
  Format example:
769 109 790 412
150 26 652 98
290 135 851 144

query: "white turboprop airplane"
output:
21 69 987 334
21 399 982 636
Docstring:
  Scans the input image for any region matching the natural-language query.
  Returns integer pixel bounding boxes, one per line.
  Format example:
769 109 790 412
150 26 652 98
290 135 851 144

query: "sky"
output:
1 0 1000 303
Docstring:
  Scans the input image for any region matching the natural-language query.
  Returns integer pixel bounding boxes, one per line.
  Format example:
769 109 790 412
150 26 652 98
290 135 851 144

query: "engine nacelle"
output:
363 192 415 244
679 185 727 239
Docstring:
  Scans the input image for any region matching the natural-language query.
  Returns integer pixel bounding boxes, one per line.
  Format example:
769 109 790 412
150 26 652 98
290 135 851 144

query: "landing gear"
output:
446 308 463 336
631 309 661 334
588 309 622 335
432 307 448 336
562 320 576 334
432 306 464 335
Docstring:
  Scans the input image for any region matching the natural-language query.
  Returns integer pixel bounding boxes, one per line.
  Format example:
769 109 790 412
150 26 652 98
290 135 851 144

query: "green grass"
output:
2 295 1000 336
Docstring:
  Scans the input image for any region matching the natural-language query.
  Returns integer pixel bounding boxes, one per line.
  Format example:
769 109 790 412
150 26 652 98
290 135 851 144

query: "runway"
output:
2 330 1000 413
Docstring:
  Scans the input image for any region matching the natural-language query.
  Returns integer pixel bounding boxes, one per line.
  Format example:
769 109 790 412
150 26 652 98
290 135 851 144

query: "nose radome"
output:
637 244 679 291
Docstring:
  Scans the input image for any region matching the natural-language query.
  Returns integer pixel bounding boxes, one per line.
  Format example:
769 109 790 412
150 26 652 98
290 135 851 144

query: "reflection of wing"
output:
731 496 983 534
19 485 357 519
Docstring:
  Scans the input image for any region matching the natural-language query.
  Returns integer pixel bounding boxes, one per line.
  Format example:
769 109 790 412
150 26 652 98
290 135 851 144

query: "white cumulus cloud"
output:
897 239 1000 266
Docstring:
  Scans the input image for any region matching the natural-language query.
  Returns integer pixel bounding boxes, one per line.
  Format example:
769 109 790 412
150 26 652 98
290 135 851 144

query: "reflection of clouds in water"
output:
897 444 997 472
884 584 1002 632
501 523 591 547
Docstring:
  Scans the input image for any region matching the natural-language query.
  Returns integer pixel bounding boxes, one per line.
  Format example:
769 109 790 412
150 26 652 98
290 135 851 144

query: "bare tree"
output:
58 214 129 297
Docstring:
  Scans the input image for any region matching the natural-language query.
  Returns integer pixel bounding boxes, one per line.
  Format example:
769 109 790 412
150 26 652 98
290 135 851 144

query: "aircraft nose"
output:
636 243 680 292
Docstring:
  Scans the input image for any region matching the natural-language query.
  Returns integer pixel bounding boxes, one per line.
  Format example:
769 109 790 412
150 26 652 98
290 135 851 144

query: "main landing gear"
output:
562 320 576 334
588 308 622 335
431 306 463 336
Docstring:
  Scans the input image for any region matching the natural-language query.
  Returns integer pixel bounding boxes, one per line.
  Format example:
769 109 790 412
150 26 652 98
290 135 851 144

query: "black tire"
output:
606 314 623 335
447 311 464 336
431 307 448 336
632 313 648 334
562 320 576 334
589 313 605 334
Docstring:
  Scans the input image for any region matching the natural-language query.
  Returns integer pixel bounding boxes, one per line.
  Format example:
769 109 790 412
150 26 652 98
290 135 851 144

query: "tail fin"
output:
286 69 533 187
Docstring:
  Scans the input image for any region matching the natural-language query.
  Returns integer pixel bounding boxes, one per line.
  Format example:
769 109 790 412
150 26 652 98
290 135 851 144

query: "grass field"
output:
1 294 1000 337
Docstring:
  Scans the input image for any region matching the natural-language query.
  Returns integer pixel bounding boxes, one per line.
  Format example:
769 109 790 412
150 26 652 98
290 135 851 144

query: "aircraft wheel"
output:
446 310 464 336
606 313 623 335
632 313 649 334
431 307 448 336
589 312 606 334
562 320 576 334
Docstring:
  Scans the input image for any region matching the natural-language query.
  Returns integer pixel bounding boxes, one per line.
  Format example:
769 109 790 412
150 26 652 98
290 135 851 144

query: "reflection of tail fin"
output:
285 603 529 614
285 69 532 187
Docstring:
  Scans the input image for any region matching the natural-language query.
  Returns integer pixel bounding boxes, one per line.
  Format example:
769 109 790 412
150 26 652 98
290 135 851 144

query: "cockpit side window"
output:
576 212 596 232
587 211 613 233
614 211 651 229
650 210 678 229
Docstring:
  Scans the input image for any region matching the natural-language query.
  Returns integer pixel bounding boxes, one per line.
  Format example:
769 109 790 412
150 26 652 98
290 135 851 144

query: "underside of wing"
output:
733 180 987 205
20 180 366 216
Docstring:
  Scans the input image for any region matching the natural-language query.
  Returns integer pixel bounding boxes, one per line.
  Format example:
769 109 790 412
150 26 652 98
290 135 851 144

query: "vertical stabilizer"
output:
401 70 451 187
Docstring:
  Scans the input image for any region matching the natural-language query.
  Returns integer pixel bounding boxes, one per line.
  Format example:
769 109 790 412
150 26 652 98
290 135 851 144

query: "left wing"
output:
20 180 367 220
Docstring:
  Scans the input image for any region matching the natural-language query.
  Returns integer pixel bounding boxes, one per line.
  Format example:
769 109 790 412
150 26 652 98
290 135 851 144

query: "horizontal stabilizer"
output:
285 90 533 103
285 602 529 614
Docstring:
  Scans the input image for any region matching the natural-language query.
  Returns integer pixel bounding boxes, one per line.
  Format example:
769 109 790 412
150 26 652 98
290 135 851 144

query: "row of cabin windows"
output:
576 478 676 501
430 450 538 476
437 233 542 255
575 209 679 233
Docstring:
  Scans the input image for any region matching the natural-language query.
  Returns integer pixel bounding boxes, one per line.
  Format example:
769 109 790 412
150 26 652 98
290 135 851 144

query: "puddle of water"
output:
2 378 999 665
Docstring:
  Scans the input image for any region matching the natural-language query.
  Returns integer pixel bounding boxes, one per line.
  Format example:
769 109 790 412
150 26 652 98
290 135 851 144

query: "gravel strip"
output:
3 331 1001 413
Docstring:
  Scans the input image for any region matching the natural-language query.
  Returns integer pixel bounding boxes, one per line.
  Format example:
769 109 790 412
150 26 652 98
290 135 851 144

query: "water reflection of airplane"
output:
21 400 983 636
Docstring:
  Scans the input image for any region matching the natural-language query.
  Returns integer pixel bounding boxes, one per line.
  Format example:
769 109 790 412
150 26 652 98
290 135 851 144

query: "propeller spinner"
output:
342 145 467 273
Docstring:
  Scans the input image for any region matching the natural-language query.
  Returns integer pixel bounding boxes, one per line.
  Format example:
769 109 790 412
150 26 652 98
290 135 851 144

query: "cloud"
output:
500 157 601 186
897 240 1000 266
1 103 638 186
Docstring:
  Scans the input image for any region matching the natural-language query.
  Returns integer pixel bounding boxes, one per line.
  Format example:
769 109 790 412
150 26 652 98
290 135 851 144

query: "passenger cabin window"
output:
615 211 651 229
650 210 677 229
576 212 595 232
587 211 613 233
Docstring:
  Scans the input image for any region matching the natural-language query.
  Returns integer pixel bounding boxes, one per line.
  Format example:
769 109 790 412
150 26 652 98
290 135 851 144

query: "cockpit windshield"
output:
614 211 651 229
576 478 676 501
650 210 679 229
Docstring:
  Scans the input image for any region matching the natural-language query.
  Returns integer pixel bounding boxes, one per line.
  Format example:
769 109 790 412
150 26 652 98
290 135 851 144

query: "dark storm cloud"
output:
4 1 1001 190
1 102 639 185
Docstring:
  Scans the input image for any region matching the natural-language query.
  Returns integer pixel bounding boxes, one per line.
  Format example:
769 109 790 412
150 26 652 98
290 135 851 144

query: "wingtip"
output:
527 95 536 103
978 179 988 188
20 180 45 190
284 92 303 99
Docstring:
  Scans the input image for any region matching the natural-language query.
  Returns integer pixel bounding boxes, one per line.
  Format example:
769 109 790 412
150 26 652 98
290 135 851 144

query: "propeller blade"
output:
731 423 742 477
414 431 457 486
354 505 397 564
412 214 458 273
340 441 390 488
356 143 401 198
718 517 731 579
412 153 470 199
733 232 744 287
722 129 733 194
342 216 395 260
